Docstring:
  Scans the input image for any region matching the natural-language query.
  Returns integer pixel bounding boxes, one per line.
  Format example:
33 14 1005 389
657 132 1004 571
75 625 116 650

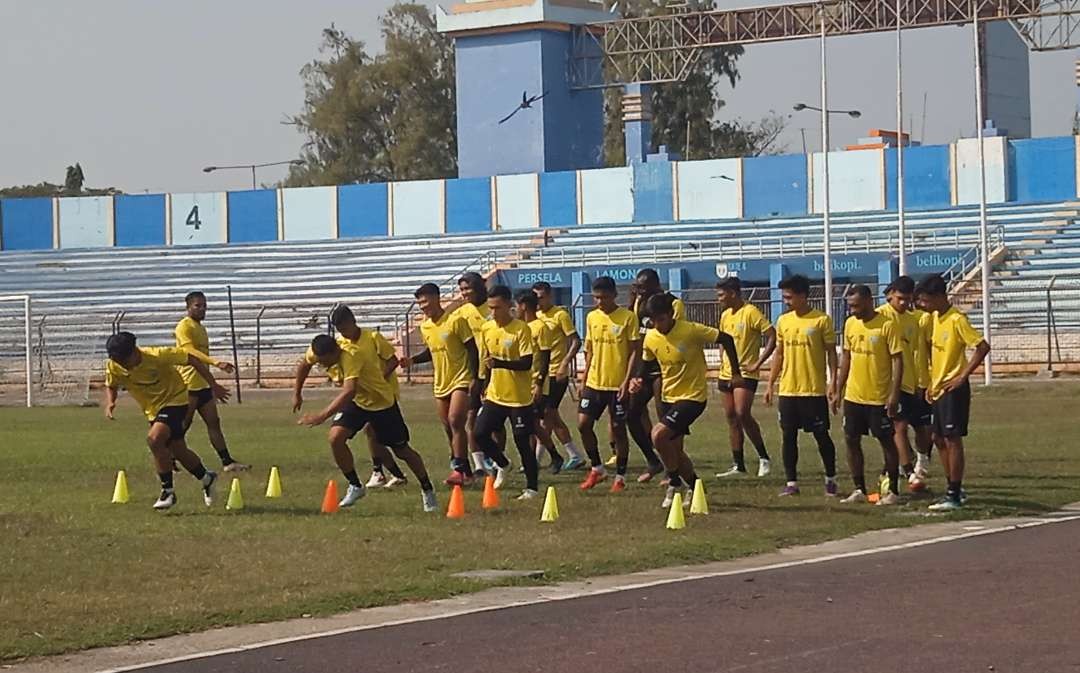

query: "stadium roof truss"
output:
570 0 1080 89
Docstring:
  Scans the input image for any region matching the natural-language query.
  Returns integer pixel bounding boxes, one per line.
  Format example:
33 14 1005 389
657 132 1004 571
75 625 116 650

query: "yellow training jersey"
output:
915 309 932 390
455 301 493 377
175 316 213 391
929 307 985 400
776 309 835 397
585 306 640 391
419 310 475 398
478 318 534 407
719 302 772 381
876 303 919 394
843 313 902 405
538 305 577 378
634 294 686 333
305 331 398 411
642 320 719 404
527 317 558 394
105 346 193 421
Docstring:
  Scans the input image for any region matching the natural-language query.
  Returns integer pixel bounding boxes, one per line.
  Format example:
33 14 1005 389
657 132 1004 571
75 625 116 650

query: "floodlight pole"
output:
972 2 993 386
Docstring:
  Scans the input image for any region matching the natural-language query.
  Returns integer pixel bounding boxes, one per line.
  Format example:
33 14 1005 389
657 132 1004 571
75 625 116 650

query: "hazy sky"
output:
0 1 1073 193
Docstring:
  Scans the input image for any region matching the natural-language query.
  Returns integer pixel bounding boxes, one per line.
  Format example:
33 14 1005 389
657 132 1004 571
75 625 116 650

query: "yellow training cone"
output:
265 466 282 498
689 479 709 515
111 470 129 504
540 486 559 522
666 493 686 530
226 478 245 511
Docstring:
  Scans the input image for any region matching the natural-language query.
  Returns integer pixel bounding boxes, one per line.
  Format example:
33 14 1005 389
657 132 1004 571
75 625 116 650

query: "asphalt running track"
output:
134 517 1080 673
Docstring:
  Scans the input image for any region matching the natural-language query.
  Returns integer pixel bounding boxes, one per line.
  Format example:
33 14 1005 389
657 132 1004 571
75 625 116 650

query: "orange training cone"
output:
482 475 499 510
447 484 465 519
321 479 340 514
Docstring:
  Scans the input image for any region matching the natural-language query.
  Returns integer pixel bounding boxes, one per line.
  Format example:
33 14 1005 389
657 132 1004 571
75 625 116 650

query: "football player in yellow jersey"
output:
175 291 249 472
764 274 840 497
578 276 640 492
104 331 233 510
532 281 586 469
295 307 437 512
456 272 501 477
715 277 775 479
833 285 903 506
631 293 743 508
516 291 566 473
621 268 678 482
915 274 990 512
876 276 935 491
402 283 480 487
473 285 541 499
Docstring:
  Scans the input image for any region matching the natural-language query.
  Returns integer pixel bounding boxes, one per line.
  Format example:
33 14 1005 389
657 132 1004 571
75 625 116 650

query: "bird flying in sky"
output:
499 90 549 124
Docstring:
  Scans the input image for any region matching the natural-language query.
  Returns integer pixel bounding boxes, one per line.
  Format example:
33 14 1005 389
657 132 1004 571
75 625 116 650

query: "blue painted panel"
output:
539 171 577 228
539 30 604 172
392 180 444 236
675 158 741 220
57 196 112 248
496 174 538 230
1008 137 1075 203
227 189 278 243
0 198 53 251
580 166 632 224
885 145 952 211
338 183 388 239
445 177 491 234
633 160 673 222
115 194 166 247
743 154 807 218
170 192 227 245
282 186 335 241
811 150 884 213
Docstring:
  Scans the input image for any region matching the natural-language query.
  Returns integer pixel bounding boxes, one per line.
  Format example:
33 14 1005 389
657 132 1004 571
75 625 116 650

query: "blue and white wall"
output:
2 135 1078 252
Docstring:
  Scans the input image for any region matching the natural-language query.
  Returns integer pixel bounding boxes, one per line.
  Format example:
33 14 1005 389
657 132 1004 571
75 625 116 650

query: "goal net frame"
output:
0 294 32 408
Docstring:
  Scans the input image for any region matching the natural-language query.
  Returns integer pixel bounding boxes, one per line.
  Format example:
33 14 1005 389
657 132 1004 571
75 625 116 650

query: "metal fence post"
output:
255 306 266 387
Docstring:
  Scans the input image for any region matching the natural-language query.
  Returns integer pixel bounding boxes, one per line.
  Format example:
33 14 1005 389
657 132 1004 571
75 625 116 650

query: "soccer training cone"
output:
540 486 559 522
482 475 499 510
447 484 465 519
321 480 340 514
111 470 129 504
265 466 282 498
226 478 245 511
666 493 686 530
690 479 709 515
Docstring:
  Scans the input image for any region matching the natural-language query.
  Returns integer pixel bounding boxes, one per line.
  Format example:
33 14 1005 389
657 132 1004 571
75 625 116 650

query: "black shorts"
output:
475 400 535 439
843 400 894 440
332 400 411 449
658 399 707 437
718 378 760 394
189 387 214 410
545 377 570 409
578 387 627 424
932 381 971 438
898 390 932 428
778 396 831 433
151 405 189 441
469 378 488 412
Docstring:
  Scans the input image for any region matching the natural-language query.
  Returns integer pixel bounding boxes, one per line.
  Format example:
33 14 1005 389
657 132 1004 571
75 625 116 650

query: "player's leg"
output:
777 397 801 496
147 420 181 509
625 387 663 482
442 390 474 485
510 407 540 497
170 437 218 507
327 404 369 507
913 389 934 479
366 425 406 486
930 383 969 510
717 383 745 477
653 401 705 508
194 394 248 472
472 401 513 488
609 396 632 490
735 383 770 473
373 403 438 512
531 401 564 474
841 401 867 501
466 381 489 478
576 389 608 489
808 398 838 496
545 377 583 465
874 419 901 504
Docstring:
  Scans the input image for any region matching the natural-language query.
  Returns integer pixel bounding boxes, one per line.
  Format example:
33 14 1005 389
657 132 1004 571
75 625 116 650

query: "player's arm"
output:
825 341 839 403
887 352 903 418
750 326 778 375
716 330 743 382
945 339 991 392
183 345 235 374
490 353 533 371
558 332 582 381
464 339 480 379
833 347 851 415
402 348 432 369
619 338 641 401
581 336 593 386
382 356 398 380
534 347 551 402
292 359 315 413
298 377 357 427
763 336 784 406
186 355 230 403
103 384 119 420
630 348 659 394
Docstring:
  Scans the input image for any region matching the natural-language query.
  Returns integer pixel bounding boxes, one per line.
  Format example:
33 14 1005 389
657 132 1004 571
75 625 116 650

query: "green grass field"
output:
2 382 1079 661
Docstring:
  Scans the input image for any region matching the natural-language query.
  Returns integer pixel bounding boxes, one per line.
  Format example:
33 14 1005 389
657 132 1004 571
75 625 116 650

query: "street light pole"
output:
202 160 303 189
972 2 993 385
896 0 907 276
820 8 833 322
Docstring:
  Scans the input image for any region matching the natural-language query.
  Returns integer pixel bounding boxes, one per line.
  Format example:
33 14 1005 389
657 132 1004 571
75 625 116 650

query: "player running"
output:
764 274 840 497
294 308 437 512
578 276 640 492
532 281 586 469
455 272 498 477
914 274 991 512
714 277 775 478
516 291 566 473
401 283 480 487
631 293 743 508
833 285 903 506
175 291 249 472
473 285 541 499
103 331 233 510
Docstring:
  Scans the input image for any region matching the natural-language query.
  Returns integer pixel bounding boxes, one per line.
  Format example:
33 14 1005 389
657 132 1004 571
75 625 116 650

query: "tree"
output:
285 4 457 186
602 0 786 164
0 164 118 198
63 163 85 195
